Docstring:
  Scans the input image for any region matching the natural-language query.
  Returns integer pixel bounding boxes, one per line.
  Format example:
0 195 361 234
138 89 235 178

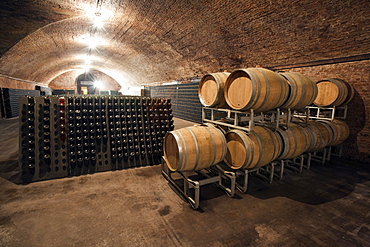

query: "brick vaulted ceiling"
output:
0 0 369 87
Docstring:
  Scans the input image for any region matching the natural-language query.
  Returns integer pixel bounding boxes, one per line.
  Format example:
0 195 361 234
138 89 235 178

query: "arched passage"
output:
48 69 121 94
76 72 97 94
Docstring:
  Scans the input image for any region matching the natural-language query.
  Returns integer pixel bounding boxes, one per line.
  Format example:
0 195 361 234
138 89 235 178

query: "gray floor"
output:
0 117 370 246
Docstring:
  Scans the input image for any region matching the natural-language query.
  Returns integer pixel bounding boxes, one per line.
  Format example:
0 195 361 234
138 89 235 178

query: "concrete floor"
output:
0 117 370 246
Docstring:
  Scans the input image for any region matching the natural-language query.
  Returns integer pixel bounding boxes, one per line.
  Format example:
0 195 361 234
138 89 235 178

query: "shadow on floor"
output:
3 154 370 208
0 160 18 183
246 157 370 205
159 156 370 209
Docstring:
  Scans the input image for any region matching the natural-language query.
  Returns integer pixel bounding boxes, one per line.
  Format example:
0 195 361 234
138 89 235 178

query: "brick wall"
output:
121 0 370 80
49 70 121 92
49 72 78 90
286 60 370 163
0 76 35 90
1 0 369 85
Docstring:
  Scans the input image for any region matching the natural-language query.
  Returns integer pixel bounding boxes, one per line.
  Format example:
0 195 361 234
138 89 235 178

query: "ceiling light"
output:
82 65 90 72
95 8 111 21
94 80 103 88
78 34 106 48
83 4 111 21
82 4 95 18
75 54 99 61
93 17 105 28
88 41 97 49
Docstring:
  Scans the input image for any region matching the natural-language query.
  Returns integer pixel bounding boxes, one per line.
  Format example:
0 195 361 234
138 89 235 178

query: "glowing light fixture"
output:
84 6 111 20
94 80 103 88
83 4 96 18
75 54 99 62
88 41 97 49
93 18 105 28
82 65 90 72
83 3 111 28
78 34 106 49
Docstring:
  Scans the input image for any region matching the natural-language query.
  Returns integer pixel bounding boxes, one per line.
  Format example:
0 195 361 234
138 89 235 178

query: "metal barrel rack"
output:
201 105 348 188
327 144 344 159
293 105 348 123
202 107 292 132
200 107 300 193
213 161 284 194
164 104 348 209
294 105 348 164
278 154 310 174
201 107 257 132
309 145 344 165
161 157 236 209
310 148 329 165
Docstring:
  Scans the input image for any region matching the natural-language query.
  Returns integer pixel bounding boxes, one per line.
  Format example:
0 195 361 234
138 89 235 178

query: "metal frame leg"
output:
282 155 305 174
311 149 327 165
212 164 236 197
161 157 236 209
235 168 250 193
304 153 312 170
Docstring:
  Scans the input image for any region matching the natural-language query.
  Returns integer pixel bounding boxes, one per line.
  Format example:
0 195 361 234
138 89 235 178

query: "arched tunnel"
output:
0 1 370 246
1 1 368 88
1 0 369 160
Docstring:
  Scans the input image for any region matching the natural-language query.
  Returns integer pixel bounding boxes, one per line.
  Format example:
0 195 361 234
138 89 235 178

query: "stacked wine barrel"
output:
164 67 352 172
19 95 174 183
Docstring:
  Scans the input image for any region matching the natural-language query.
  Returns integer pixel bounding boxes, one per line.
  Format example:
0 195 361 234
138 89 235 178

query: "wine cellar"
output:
0 1 369 246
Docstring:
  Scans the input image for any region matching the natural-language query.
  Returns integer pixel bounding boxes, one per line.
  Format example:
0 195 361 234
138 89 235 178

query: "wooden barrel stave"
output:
304 121 332 152
318 119 350 146
164 125 227 172
314 78 354 107
276 123 310 160
224 126 282 169
279 72 318 110
224 68 289 112
198 72 230 108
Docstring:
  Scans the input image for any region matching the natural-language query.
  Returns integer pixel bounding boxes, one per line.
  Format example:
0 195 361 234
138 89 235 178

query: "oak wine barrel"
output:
304 121 332 152
224 126 282 169
224 68 289 112
279 72 318 110
276 123 310 160
314 78 354 107
198 72 230 108
318 119 350 146
164 125 227 171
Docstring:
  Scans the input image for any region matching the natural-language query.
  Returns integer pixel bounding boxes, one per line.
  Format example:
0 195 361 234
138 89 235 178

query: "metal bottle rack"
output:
161 157 236 209
19 95 174 183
